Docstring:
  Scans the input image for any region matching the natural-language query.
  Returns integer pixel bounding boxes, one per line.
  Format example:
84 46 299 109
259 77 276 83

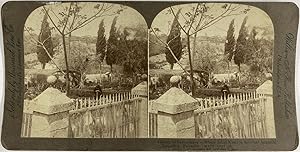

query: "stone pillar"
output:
154 87 198 138
131 81 148 138
30 87 74 138
256 80 276 138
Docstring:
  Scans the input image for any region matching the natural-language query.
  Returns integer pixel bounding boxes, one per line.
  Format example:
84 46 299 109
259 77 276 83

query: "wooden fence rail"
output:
148 92 268 138
21 91 141 138
148 100 158 138
71 92 139 111
21 112 33 137
194 92 267 138
69 91 141 138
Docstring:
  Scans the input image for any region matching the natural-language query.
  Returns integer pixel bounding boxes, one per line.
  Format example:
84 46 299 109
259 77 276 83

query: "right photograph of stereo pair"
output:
148 3 275 139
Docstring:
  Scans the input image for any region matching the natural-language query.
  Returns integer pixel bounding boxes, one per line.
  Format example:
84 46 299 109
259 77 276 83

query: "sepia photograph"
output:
21 2 148 138
1 0 299 150
149 3 275 138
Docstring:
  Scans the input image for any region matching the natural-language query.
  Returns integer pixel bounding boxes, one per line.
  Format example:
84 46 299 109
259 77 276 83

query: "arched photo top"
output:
22 2 148 139
150 3 274 40
24 2 148 71
149 3 274 74
25 2 147 38
149 3 275 139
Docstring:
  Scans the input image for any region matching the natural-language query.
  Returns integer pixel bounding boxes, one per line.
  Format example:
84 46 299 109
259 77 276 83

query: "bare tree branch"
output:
189 4 242 36
150 27 189 75
62 3 72 32
187 3 200 33
170 7 188 34
24 26 65 74
43 6 63 35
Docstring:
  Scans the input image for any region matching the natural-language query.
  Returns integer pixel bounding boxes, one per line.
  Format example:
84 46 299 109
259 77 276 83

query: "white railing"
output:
194 92 267 138
70 91 139 112
69 91 142 138
149 92 268 138
21 101 33 137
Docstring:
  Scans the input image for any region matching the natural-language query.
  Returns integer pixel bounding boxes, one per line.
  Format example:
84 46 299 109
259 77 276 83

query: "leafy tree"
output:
151 3 249 96
248 28 273 75
234 16 248 72
224 19 235 73
165 9 182 69
106 16 118 72
37 13 54 69
119 27 147 75
43 2 123 94
96 19 106 62
194 43 218 73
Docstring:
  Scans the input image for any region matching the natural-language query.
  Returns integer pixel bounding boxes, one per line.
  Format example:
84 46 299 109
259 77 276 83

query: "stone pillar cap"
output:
256 80 272 95
131 81 147 97
154 87 198 114
31 87 73 115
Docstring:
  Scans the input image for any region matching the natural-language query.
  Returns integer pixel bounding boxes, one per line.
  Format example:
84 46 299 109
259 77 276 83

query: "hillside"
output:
24 34 114 73
149 34 226 73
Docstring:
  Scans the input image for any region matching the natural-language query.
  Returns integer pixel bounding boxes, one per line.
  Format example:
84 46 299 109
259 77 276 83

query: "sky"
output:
25 2 274 39
25 2 147 37
151 3 274 38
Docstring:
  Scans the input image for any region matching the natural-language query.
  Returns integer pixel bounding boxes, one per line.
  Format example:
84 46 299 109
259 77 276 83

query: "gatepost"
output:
131 81 148 138
256 80 276 138
153 87 198 138
29 87 74 138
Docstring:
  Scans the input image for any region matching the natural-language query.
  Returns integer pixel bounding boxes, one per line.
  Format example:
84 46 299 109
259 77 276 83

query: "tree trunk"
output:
192 33 197 68
238 64 241 88
62 35 70 95
187 35 195 97
227 61 230 80
68 33 71 58
99 62 102 83
170 63 174 70
42 63 46 69
110 65 113 72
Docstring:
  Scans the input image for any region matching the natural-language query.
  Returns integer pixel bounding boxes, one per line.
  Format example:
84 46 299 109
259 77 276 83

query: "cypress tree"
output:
106 16 118 72
225 19 235 62
234 17 248 72
37 13 54 69
96 19 106 62
165 9 182 69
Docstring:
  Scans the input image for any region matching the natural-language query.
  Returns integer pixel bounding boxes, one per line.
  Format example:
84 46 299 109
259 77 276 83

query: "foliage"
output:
165 9 182 69
57 42 93 74
163 3 249 96
117 25 148 74
69 44 91 74
43 2 123 93
96 19 106 62
247 28 273 74
194 43 218 73
106 16 118 70
234 17 248 71
224 19 235 62
149 33 167 56
36 13 54 69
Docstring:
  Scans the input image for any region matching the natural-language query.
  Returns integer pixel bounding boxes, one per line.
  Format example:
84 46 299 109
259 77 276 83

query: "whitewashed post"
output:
256 80 275 138
131 81 147 138
154 87 198 138
30 88 74 138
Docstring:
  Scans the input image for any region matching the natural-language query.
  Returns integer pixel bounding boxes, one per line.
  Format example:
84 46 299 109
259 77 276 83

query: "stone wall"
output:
28 87 74 138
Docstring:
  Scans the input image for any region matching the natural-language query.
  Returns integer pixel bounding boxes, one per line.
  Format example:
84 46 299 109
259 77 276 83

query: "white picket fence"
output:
148 100 158 138
21 101 33 138
22 91 142 138
71 92 140 112
194 92 267 138
69 91 142 138
149 92 268 138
